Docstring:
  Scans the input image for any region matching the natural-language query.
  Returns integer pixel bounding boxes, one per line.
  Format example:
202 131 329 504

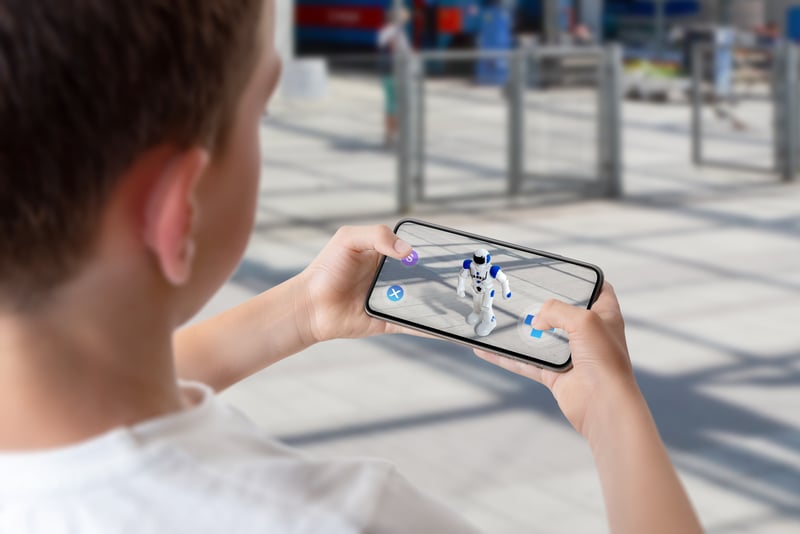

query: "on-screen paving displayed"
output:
368 221 600 366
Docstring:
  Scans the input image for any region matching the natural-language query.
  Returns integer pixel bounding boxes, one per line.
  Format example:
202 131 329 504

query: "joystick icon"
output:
524 314 554 339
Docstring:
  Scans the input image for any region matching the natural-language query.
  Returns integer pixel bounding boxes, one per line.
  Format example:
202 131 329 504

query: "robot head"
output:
472 249 491 265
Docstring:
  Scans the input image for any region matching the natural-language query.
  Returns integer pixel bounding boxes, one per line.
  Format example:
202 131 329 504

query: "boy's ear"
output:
143 147 209 286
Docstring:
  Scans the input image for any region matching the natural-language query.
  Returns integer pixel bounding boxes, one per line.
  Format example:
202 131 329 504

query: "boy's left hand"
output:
297 225 416 343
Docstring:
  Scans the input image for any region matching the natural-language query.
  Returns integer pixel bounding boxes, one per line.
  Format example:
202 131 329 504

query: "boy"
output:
0 1 701 532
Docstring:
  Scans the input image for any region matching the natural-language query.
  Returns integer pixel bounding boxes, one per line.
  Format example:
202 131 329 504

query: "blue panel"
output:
518 0 541 19
490 289 495 298
437 0 472 7
489 265 501 278
476 6 511 85
789 7 800 42
605 0 700 17
463 259 472 270
524 314 534 326
297 27 378 46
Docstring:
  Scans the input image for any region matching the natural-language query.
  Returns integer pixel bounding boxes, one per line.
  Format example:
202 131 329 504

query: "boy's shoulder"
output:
0 381 477 533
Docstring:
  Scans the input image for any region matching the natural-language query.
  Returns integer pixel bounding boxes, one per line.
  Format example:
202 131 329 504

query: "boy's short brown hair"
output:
0 0 263 308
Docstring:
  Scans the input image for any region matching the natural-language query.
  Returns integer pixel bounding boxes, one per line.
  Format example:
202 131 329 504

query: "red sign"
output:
438 7 462 34
296 6 384 30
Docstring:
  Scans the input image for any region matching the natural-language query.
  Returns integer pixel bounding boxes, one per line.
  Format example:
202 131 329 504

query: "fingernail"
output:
394 239 411 253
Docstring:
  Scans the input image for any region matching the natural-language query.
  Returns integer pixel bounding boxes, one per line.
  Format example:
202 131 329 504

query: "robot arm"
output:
492 266 512 299
457 259 471 297
457 268 468 297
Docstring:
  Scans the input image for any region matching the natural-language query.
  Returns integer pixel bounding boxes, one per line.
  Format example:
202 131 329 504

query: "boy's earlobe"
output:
143 148 209 286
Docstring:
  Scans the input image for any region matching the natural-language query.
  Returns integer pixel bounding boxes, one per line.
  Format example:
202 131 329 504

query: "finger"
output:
473 348 549 386
335 225 411 260
590 281 622 317
591 281 626 337
383 322 438 340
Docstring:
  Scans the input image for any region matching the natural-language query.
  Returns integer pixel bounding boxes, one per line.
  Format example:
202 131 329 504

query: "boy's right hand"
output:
477 284 704 533
474 282 639 443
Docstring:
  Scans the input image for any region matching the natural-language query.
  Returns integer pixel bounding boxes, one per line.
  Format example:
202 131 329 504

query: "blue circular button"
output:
387 285 405 302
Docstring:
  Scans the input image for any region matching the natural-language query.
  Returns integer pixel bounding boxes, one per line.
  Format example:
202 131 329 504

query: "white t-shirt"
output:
0 381 478 533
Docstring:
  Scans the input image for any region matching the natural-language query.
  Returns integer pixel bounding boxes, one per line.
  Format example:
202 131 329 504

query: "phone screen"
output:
366 220 603 369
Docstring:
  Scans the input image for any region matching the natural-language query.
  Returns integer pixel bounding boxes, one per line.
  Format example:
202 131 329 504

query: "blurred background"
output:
204 1 799 532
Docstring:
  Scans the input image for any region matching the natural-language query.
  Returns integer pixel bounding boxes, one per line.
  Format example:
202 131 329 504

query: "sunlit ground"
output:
197 75 800 533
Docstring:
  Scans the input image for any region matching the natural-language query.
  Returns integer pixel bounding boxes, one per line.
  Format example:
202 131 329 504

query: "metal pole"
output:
579 0 603 42
654 0 665 60
718 0 732 25
597 51 606 192
773 41 797 183
598 44 623 198
392 0 414 211
395 52 412 212
772 42 782 175
508 49 526 196
544 0 558 45
413 55 426 201
691 43 704 165
785 44 799 182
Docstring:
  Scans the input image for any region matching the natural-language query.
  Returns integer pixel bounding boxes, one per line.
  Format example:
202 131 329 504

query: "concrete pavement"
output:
195 75 800 533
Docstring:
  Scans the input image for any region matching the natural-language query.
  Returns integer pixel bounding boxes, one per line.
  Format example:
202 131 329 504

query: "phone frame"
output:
364 218 604 372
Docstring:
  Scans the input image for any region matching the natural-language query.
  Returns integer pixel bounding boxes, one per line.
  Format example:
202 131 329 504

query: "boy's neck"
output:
0 297 188 451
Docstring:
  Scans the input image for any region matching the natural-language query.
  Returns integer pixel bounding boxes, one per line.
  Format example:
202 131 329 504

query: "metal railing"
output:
690 42 800 182
394 45 624 212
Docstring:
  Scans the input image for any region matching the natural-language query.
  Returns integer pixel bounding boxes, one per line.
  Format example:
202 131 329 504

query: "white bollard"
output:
280 58 329 101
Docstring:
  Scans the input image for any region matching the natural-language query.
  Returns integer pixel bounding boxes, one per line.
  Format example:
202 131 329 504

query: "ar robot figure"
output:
457 249 511 336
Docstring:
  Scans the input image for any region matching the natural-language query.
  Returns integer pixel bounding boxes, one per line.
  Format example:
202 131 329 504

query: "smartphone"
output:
365 219 604 371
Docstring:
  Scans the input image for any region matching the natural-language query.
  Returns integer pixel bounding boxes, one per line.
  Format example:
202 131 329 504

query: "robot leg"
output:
466 292 481 325
475 290 497 337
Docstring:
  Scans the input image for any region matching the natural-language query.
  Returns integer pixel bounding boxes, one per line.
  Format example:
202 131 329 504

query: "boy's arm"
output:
475 284 702 534
174 225 413 391
174 274 312 391
587 381 700 534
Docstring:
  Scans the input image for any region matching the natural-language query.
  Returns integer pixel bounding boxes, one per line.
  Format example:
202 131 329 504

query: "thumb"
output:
334 225 412 260
532 298 596 336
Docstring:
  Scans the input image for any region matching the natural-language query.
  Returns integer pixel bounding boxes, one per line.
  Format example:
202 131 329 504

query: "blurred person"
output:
679 25 746 130
755 21 780 47
571 23 593 46
0 1 702 533
377 6 411 148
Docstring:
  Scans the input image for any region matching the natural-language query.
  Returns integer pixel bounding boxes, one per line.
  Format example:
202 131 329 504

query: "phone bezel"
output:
364 218 604 372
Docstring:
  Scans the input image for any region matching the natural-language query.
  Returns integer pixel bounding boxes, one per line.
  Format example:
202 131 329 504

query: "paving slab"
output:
192 75 800 533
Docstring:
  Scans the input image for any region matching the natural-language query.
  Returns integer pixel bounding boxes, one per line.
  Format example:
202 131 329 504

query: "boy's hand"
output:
476 284 704 533
474 283 637 442
297 225 417 344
